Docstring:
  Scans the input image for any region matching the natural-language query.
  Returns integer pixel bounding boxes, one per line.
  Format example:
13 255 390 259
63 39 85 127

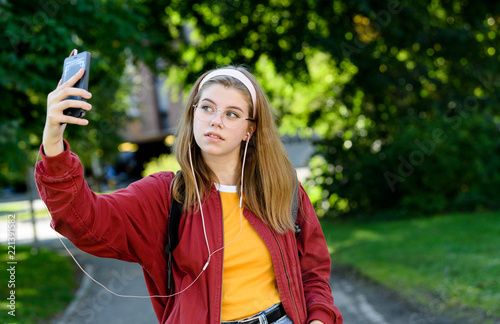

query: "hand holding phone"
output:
43 50 92 156
61 51 91 118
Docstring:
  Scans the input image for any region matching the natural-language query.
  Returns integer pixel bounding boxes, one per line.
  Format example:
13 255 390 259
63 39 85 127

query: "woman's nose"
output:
210 110 224 126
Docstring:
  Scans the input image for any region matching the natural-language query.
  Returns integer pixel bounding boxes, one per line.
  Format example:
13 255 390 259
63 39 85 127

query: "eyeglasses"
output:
194 102 254 129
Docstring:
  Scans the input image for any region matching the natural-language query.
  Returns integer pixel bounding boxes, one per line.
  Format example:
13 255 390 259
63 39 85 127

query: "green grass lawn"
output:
322 211 500 322
0 245 77 323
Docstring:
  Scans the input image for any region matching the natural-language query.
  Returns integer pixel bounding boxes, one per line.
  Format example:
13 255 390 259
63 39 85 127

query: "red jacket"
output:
35 141 343 324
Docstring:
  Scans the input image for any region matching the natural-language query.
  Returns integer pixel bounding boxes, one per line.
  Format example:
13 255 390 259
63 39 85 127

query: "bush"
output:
308 110 500 219
142 154 180 178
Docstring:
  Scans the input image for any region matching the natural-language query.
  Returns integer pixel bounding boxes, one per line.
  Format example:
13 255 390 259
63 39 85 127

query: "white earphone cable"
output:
35 150 204 298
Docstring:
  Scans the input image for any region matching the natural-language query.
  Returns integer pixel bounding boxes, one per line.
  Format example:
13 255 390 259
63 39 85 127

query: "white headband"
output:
198 69 257 119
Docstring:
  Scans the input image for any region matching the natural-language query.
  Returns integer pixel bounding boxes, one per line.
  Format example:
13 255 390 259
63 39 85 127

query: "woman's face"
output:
193 84 254 165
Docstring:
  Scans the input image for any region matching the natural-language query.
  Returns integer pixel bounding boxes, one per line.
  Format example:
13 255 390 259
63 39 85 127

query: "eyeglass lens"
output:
195 103 249 128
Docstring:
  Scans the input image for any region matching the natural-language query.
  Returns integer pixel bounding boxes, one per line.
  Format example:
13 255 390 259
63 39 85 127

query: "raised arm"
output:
36 51 172 266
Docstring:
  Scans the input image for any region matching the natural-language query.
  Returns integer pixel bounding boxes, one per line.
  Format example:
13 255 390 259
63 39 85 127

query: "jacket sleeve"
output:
296 185 343 324
34 140 172 266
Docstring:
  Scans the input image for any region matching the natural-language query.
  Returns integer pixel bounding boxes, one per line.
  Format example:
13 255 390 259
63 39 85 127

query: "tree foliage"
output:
0 0 173 187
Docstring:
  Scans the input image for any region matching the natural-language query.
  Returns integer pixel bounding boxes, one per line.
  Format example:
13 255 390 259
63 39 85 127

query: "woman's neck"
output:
203 155 239 186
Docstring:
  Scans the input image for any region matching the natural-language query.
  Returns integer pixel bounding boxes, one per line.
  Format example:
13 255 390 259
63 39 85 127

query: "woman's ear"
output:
243 125 256 142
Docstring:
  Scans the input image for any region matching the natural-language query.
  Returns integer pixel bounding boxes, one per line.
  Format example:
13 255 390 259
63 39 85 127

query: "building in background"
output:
116 62 184 178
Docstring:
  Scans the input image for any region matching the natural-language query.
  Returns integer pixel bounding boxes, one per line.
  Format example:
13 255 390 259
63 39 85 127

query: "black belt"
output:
223 303 286 324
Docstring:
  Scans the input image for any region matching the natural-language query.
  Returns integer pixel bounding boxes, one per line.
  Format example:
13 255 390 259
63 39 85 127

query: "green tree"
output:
306 0 500 218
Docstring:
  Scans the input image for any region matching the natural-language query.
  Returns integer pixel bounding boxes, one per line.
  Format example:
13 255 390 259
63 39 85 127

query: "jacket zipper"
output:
270 228 300 322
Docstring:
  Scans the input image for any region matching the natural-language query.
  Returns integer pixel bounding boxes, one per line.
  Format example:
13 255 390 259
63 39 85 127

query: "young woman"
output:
36 54 343 324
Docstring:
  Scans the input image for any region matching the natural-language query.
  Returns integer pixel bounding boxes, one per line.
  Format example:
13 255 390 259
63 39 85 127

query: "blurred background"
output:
1 0 499 323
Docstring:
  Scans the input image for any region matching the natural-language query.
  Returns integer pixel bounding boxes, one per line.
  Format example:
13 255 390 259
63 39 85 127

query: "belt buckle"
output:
239 315 263 324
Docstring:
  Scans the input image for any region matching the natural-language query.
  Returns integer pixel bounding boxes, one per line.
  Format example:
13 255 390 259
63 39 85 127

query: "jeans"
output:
221 303 292 324
273 315 293 324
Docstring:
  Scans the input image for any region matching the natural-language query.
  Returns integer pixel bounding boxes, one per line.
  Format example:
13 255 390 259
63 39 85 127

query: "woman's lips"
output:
205 132 224 141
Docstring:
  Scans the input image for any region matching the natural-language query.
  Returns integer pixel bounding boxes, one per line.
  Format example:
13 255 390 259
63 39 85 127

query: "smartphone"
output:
61 51 91 118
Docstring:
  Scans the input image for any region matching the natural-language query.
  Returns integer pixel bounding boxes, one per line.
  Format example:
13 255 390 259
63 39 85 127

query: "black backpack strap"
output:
166 171 183 290
168 195 183 252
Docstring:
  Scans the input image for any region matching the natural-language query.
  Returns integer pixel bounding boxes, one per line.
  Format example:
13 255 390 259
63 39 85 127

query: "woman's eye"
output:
201 105 214 112
226 111 240 119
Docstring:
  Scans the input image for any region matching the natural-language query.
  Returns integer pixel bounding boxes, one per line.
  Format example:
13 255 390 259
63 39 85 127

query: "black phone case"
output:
61 51 91 118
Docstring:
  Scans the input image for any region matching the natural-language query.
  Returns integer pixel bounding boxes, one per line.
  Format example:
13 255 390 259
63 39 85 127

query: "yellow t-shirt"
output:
217 184 281 321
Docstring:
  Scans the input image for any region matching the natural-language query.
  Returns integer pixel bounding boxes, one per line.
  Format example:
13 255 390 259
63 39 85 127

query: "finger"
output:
69 49 78 56
52 87 92 103
47 111 89 126
60 68 86 88
56 114 89 126
52 99 92 115
47 91 92 116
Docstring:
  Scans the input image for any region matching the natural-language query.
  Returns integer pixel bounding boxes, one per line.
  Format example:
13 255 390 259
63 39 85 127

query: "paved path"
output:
329 266 458 324
44 239 158 324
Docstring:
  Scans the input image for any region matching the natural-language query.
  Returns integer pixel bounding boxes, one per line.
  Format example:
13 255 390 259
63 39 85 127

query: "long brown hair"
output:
172 66 296 234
